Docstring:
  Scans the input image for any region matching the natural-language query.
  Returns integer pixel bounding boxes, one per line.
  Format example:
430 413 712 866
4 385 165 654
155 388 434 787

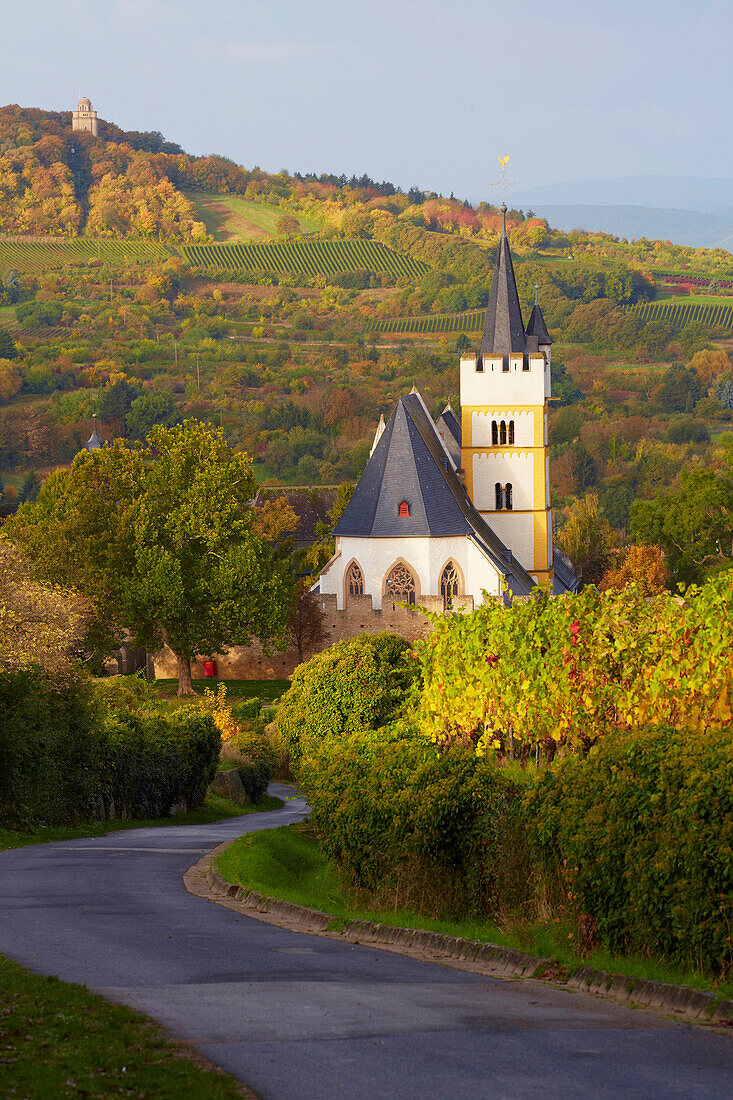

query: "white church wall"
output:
460 353 545 407
479 513 535 572
472 452 534 511
470 410 534 448
320 535 502 609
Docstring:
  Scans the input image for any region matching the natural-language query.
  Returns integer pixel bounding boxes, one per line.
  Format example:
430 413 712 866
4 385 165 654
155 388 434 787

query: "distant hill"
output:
514 204 733 251
512 175 733 215
501 175 733 250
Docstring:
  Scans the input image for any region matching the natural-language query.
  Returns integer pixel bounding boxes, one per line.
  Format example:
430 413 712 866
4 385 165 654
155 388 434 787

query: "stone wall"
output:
149 592 475 681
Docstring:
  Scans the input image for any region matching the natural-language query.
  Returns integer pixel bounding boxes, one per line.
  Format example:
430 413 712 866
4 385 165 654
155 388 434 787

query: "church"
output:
316 203 578 612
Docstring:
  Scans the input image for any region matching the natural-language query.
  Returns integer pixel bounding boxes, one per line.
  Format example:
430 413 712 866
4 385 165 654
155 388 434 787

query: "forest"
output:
1 103 733 585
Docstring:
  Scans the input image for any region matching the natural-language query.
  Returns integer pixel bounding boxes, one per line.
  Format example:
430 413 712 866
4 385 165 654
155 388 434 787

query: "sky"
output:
2 0 733 203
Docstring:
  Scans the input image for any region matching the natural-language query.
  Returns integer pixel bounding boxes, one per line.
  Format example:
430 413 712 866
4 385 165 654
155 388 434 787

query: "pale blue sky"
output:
3 0 732 201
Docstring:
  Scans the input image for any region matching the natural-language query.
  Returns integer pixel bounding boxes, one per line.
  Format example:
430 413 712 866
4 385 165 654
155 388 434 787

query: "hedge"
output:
528 725 733 973
0 667 221 827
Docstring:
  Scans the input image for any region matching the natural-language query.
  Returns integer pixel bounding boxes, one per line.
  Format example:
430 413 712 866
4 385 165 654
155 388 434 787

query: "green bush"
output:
527 725 733 974
231 697 262 722
0 667 98 828
299 721 526 916
275 633 414 765
97 710 220 819
223 723 276 804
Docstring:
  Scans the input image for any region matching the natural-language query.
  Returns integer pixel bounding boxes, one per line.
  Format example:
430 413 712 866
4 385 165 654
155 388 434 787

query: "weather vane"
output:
490 154 516 206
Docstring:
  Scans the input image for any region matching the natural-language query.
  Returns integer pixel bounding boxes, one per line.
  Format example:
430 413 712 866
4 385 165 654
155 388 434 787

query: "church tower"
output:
459 205 554 586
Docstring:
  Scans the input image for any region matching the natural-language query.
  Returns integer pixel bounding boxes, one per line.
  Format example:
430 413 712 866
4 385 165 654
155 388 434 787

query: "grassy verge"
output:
217 824 733 1000
0 954 250 1099
0 793 284 851
152 678 289 707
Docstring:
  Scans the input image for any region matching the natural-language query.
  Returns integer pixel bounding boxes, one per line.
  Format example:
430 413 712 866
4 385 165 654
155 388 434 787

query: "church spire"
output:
480 204 526 356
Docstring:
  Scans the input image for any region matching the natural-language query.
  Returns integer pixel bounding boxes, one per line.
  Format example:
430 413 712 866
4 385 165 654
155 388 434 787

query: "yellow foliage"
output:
198 681 241 742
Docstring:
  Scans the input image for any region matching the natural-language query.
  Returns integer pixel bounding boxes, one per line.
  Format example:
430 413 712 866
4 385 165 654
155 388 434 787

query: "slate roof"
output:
254 487 338 548
526 301 553 346
335 392 535 595
553 546 580 594
435 404 462 466
85 416 102 451
480 207 527 356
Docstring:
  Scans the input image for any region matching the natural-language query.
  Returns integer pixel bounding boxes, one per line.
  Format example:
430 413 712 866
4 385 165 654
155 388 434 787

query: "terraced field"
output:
0 239 172 274
180 239 428 278
632 298 733 331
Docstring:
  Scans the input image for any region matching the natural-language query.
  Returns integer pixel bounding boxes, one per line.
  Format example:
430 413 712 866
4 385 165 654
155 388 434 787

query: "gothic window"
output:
500 420 507 446
398 500 410 517
345 561 364 597
495 482 504 510
440 561 461 609
508 420 515 445
505 483 513 510
491 420 498 445
384 562 416 606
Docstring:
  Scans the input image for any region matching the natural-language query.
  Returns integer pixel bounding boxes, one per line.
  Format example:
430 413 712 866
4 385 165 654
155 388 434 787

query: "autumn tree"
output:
7 421 295 694
0 538 90 674
276 214 300 239
599 544 667 596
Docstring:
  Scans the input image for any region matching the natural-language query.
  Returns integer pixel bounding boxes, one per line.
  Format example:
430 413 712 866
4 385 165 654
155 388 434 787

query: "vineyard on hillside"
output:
375 308 484 334
0 239 172 274
633 298 733 331
179 239 429 278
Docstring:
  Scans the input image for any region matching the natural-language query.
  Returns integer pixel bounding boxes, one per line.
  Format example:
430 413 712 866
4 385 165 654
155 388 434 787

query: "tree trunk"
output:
177 654 195 696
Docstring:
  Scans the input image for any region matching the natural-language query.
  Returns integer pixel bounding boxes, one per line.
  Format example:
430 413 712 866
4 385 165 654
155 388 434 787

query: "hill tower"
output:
459 204 554 586
72 97 99 137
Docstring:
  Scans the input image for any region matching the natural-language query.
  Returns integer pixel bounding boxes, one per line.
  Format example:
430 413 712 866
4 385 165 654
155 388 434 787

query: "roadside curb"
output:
184 845 733 1030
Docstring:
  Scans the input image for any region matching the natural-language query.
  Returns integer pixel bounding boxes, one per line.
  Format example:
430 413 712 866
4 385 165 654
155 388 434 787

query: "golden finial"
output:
490 154 516 208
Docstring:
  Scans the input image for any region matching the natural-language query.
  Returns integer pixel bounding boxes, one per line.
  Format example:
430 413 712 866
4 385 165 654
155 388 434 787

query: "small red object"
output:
203 660 216 678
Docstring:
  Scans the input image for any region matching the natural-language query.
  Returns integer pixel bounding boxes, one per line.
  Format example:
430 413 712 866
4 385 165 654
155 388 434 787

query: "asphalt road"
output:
1 784 731 1099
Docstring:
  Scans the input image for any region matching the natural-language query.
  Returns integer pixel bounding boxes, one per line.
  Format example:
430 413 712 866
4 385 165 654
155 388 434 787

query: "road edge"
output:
184 843 733 1030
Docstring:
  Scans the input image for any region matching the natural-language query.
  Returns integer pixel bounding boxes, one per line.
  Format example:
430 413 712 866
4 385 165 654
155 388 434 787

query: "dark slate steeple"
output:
85 413 102 451
525 285 553 346
480 205 526 356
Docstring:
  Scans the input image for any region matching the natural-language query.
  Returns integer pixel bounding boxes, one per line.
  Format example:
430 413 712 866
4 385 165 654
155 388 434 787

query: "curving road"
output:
1 784 731 1099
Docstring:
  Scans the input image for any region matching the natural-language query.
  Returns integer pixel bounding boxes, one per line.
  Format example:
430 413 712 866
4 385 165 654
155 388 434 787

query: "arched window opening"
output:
440 561 461 610
500 420 507 446
398 500 410 517
495 482 504 510
491 420 498 445
384 562 416 607
508 420 515 445
505 483 513 510
346 561 364 597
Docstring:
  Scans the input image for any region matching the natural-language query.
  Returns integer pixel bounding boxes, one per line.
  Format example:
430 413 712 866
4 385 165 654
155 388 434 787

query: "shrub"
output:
97 709 220 819
275 633 414 765
527 725 733 974
0 667 99 828
222 722 276 804
232 697 262 722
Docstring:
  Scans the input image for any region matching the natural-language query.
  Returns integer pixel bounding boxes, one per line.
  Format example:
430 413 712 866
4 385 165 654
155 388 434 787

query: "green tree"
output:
126 391 176 440
631 458 733 587
555 494 615 584
17 469 40 503
7 421 294 694
0 328 17 360
98 379 139 424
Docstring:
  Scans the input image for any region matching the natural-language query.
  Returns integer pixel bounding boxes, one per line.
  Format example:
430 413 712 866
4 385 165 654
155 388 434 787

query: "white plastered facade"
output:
319 534 504 610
